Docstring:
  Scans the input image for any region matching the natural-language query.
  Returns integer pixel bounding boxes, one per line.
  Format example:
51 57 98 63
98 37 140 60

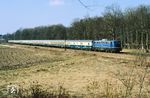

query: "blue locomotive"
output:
92 39 122 52
8 39 122 52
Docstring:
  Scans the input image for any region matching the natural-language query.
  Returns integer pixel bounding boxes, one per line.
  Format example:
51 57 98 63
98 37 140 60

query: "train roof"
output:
8 39 120 42
94 39 120 42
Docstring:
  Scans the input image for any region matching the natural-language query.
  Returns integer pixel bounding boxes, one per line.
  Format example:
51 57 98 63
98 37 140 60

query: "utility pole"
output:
13 33 15 40
20 32 22 40
64 29 67 51
113 28 116 40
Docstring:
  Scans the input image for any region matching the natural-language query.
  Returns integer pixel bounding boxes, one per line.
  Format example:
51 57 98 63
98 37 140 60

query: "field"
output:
0 44 150 97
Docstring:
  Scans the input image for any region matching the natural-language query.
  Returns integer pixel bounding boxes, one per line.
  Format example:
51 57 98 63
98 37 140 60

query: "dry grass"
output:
0 44 150 97
0 45 67 69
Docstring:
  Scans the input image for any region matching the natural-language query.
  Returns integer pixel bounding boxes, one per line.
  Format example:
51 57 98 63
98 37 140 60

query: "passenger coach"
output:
8 39 122 52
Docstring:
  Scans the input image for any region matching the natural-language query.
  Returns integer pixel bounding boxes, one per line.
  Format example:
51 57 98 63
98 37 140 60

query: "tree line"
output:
3 5 150 49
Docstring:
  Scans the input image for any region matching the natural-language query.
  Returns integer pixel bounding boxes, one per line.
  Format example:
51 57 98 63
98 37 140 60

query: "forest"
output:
3 5 150 49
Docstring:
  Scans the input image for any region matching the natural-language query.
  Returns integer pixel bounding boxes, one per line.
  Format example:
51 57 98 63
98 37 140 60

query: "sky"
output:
0 0 150 35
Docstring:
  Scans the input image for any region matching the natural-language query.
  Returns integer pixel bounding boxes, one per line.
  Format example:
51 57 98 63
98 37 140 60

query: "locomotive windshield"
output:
114 41 121 47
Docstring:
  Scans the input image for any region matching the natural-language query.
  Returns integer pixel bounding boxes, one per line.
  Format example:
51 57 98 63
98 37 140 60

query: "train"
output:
8 39 122 52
